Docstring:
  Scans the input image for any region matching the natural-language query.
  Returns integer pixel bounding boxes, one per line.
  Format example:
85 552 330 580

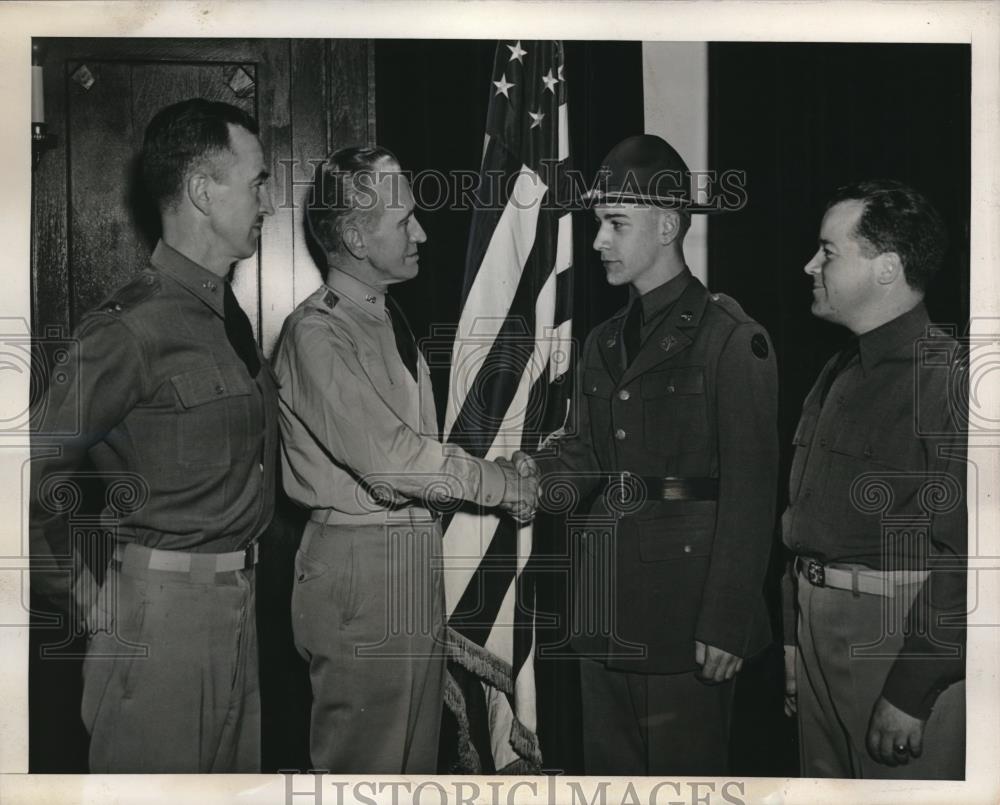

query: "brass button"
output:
215 384 225 394
667 385 675 394
683 545 692 554
618 389 630 401
819 438 827 448
591 384 599 393
615 428 627 441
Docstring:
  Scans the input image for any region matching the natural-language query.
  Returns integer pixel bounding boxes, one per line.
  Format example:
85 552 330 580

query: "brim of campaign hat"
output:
580 188 732 214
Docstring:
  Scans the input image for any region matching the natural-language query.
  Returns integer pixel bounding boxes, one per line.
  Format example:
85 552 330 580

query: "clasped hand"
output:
495 451 540 524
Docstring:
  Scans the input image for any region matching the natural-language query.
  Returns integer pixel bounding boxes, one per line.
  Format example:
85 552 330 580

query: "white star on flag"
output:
493 73 515 98
557 63 565 81
507 41 527 62
541 69 559 93
529 109 545 129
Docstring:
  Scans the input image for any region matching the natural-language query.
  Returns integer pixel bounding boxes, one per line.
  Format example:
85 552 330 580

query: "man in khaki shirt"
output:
273 145 535 773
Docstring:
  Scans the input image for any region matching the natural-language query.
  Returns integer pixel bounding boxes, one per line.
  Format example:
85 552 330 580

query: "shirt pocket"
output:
641 367 708 455
829 424 915 471
171 364 254 467
788 410 818 502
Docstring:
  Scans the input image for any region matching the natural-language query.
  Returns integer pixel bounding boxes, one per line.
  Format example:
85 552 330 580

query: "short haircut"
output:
141 98 260 212
826 179 948 292
306 145 400 256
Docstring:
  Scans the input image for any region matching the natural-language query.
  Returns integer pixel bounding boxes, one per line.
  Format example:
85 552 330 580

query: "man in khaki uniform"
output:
31 98 278 772
782 180 966 778
273 145 535 773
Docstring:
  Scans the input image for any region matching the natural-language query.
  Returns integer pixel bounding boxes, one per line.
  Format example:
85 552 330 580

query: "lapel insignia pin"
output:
606 336 617 348
365 294 377 304
679 310 693 323
660 334 676 352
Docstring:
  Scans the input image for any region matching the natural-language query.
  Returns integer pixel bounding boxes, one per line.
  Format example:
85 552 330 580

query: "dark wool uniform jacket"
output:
536 274 779 674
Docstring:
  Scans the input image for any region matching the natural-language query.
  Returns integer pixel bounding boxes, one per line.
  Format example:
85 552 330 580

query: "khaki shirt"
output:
782 302 967 718
273 268 506 525
31 241 279 599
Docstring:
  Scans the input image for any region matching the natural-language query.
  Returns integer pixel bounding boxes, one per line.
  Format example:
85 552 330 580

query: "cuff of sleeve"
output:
881 653 964 720
782 562 798 644
477 460 507 508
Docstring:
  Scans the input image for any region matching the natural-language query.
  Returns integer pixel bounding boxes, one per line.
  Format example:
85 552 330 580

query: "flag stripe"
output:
444 39 571 773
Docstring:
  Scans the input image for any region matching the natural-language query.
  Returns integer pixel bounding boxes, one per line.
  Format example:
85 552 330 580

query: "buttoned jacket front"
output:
538 275 779 673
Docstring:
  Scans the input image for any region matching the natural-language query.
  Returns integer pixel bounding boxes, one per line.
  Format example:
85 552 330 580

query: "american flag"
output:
441 40 573 773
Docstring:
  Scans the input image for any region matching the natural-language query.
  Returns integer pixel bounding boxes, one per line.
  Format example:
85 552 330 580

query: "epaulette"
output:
708 291 751 322
96 271 161 316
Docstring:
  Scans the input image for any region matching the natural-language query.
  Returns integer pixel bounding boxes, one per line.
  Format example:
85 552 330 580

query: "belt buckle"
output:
243 542 258 569
804 558 825 587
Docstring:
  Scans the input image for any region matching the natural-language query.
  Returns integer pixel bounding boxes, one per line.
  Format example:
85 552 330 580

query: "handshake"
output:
494 451 541 524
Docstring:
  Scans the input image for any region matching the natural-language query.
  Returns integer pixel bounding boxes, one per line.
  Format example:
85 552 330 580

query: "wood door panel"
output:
66 60 143 319
68 60 263 330
33 39 370 354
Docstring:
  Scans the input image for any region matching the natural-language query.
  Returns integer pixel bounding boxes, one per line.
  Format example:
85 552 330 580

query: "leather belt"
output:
112 542 259 575
602 473 719 503
795 556 929 599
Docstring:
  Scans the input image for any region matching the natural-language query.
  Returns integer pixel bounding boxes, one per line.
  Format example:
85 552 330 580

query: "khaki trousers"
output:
796 569 965 779
292 518 446 774
82 557 259 772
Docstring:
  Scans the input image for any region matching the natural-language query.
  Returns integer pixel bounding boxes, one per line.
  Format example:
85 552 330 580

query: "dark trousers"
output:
82 555 259 772
292 518 447 774
579 656 735 776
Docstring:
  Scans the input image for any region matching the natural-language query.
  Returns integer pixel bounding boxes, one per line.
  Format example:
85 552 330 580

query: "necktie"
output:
819 339 859 406
623 300 643 367
386 295 419 382
223 282 260 378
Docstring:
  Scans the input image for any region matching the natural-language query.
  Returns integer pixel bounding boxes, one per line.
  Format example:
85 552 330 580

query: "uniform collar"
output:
151 240 226 316
631 266 693 322
857 301 929 373
326 268 386 320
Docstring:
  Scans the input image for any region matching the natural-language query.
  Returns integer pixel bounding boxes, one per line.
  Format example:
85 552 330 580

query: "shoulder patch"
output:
751 332 769 360
96 271 161 316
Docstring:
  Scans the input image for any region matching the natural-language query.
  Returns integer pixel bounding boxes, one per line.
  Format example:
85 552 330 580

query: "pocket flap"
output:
636 512 714 561
642 367 704 399
583 368 614 399
171 365 252 409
